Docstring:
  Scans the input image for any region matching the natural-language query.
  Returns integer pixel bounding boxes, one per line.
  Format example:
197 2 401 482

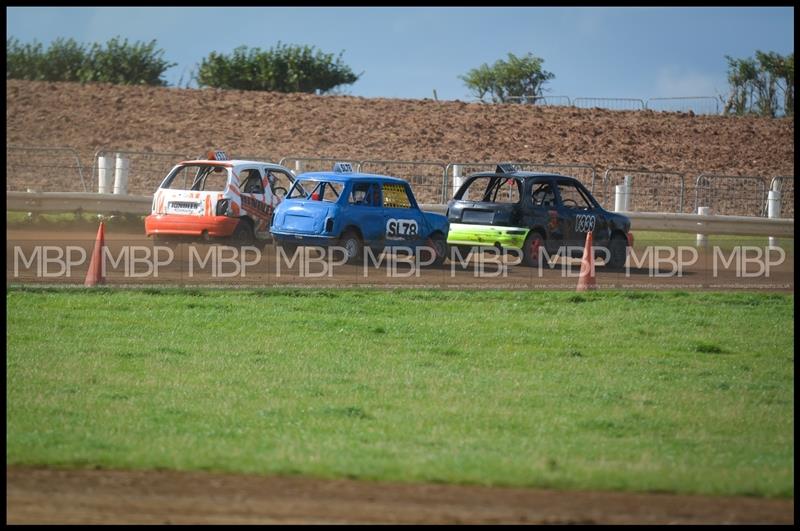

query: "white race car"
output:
145 150 295 243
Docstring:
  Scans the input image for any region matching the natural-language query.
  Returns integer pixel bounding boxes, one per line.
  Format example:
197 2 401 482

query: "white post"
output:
615 175 632 212
767 190 781 248
696 206 710 248
295 160 304 175
98 155 113 194
614 185 625 212
453 164 463 196
614 185 630 212
113 154 130 195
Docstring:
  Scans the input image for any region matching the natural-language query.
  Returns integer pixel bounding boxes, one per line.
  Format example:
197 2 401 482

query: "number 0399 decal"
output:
386 218 418 239
575 214 596 233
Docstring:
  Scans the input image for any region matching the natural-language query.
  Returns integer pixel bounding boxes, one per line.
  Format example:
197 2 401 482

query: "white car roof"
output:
181 159 293 170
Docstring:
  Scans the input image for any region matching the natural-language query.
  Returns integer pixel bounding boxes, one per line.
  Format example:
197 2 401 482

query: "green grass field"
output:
6 287 794 498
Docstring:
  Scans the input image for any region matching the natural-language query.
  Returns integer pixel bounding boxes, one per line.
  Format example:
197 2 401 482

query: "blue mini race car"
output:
270 163 450 264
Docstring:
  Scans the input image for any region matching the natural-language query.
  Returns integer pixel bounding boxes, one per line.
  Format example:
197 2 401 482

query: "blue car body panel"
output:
271 171 449 249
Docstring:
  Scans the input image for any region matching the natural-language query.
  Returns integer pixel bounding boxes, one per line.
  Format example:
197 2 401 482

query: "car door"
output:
553 178 605 255
527 178 568 255
380 182 425 250
237 166 272 238
575 179 609 248
346 181 386 247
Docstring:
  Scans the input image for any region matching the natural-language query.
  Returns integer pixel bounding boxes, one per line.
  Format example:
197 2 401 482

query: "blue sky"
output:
6 6 795 101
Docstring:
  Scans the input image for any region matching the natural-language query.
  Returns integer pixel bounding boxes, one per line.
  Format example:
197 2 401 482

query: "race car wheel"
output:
340 229 363 264
522 231 545 267
231 219 255 245
424 232 448 266
276 241 299 257
453 244 475 260
606 233 628 270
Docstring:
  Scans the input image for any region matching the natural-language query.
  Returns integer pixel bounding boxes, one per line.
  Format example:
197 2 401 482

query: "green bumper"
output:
446 223 530 249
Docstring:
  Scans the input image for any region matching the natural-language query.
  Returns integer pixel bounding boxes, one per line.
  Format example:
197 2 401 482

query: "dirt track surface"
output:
6 466 794 524
5 79 794 195
6 226 794 291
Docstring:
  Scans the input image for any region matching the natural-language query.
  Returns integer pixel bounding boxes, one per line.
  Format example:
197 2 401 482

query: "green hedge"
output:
196 42 360 93
6 36 175 86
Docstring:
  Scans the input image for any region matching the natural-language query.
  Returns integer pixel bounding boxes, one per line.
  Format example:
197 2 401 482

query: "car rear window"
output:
459 176 521 204
287 179 344 202
161 164 228 191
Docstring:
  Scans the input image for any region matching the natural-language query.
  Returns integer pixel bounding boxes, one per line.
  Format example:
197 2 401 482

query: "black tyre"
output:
423 232 448 266
231 219 255 245
522 231 545 267
339 229 363 264
276 240 299 257
606 233 628 269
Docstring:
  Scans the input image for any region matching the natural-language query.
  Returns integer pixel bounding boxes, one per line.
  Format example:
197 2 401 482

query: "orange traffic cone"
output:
84 222 106 287
576 231 596 292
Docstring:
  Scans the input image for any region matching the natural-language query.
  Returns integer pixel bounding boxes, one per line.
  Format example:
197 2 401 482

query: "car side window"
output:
240 169 264 194
349 182 380 206
382 183 413 209
556 182 592 210
267 169 293 198
531 182 556 207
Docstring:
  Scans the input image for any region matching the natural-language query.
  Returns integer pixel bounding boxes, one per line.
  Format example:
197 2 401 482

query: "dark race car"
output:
446 164 633 268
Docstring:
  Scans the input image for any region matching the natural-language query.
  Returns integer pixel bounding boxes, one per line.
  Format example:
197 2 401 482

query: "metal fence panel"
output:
92 149 194 195
770 176 794 219
645 97 720 115
443 162 598 204
534 95 572 107
6 146 88 192
573 98 646 111
278 156 362 175
692 174 769 217
356 160 447 205
9 143 791 221
233 153 274 163
502 95 572 106
603 168 685 213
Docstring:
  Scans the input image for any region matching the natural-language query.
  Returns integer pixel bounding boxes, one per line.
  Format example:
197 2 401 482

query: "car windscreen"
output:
160 164 228 191
287 179 344 203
